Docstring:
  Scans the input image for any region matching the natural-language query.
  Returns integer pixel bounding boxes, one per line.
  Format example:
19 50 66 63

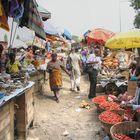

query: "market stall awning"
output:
62 29 72 40
105 30 140 49
86 28 115 45
43 19 63 36
19 0 46 40
37 5 51 20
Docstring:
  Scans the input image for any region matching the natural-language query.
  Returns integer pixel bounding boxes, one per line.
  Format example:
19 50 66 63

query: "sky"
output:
37 0 136 36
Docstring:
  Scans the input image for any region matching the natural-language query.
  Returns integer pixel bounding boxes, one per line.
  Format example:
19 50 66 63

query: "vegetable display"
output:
92 96 107 104
99 101 122 111
99 111 122 124
114 133 134 140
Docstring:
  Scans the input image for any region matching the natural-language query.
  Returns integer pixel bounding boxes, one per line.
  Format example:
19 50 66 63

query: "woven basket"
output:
99 111 123 135
110 121 138 140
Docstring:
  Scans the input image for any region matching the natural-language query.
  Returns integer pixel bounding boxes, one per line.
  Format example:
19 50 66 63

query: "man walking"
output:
69 44 81 91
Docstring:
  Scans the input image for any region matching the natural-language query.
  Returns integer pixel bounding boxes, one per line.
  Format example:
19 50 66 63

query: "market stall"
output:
0 0 48 139
0 81 34 140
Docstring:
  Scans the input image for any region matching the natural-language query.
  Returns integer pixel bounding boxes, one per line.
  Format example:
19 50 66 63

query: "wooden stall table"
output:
0 81 35 140
0 100 14 140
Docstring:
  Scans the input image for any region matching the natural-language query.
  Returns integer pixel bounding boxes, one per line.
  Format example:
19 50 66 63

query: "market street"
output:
27 73 104 140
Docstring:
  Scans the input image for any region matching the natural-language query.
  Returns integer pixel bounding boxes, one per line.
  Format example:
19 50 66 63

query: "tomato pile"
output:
114 133 134 140
99 101 122 111
92 96 107 104
99 111 122 124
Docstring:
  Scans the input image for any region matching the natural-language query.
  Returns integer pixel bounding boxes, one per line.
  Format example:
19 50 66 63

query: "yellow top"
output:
7 60 21 74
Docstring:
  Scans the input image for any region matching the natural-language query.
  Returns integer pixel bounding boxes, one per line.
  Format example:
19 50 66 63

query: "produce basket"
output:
92 95 107 113
99 111 123 135
110 121 138 140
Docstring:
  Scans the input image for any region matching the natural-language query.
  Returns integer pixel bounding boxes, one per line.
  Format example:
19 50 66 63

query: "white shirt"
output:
70 52 80 72
86 54 102 70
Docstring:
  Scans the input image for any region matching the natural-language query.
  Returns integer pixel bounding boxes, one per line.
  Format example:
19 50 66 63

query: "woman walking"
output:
47 53 70 102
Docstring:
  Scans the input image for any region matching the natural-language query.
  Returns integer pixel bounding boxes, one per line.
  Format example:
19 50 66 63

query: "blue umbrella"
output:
63 29 72 40
84 30 91 37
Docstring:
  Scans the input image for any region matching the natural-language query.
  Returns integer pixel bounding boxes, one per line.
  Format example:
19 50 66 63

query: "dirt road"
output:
27 74 105 140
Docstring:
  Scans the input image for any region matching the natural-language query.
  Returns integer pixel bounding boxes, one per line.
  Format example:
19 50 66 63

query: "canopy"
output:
37 5 51 20
43 20 62 36
63 29 72 40
86 28 115 45
105 30 140 49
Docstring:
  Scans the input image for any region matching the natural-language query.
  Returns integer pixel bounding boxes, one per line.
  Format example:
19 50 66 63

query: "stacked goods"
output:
114 133 134 140
99 111 122 124
103 57 119 69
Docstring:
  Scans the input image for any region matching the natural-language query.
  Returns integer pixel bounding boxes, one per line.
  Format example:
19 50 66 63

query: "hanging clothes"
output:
19 0 46 40
9 0 24 20
0 0 9 31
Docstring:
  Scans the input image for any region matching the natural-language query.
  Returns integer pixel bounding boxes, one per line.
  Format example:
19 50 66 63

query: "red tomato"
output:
99 111 122 124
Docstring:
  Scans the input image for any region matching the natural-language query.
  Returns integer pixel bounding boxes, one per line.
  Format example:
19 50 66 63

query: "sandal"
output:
56 98 59 103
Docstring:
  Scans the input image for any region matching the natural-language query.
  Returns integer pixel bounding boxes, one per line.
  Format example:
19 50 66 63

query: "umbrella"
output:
43 20 63 36
63 29 72 40
86 28 115 45
84 30 91 37
105 30 140 49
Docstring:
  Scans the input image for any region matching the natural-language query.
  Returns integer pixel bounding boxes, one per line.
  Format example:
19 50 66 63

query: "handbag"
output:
84 64 93 74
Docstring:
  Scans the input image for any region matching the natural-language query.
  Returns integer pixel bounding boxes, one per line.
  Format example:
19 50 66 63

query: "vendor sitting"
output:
6 53 21 75
123 77 140 111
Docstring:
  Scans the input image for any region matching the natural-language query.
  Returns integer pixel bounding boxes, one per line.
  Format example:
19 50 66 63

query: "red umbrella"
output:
86 28 115 45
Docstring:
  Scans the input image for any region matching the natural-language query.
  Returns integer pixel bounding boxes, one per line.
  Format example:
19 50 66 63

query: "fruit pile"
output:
92 96 107 105
99 111 122 124
114 133 134 140
99 101 122 111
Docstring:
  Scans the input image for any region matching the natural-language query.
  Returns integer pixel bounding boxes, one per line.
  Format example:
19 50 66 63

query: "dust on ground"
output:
27 73 106 140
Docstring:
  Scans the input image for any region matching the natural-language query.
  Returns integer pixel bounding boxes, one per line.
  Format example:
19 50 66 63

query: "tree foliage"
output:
131 0 140 28
131 0 140 10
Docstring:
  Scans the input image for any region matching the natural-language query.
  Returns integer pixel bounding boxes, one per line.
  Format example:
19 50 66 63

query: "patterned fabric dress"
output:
47 61 62 91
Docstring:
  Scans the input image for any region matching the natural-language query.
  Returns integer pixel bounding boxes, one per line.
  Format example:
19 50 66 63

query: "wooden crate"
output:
15 86 34 140
0 100 14 140
127 81 137 96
